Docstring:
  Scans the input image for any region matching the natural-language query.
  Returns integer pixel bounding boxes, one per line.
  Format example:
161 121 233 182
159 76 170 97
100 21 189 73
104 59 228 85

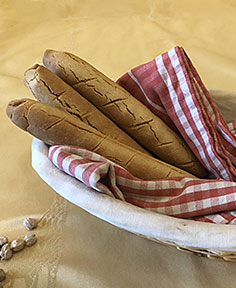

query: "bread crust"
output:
24 64 150 155
43 50 207 178
6 98 196 180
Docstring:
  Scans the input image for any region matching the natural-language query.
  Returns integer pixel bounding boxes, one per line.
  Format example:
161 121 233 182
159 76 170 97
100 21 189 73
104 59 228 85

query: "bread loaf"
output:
43 50 208 178
6 98 196 180
24 64 150 155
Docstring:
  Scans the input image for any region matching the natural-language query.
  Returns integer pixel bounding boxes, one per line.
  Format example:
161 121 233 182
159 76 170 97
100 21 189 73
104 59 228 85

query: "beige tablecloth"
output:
1 0 236 287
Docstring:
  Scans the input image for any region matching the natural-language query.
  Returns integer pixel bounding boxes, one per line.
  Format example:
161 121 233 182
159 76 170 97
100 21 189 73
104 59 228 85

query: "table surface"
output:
1 0 236 287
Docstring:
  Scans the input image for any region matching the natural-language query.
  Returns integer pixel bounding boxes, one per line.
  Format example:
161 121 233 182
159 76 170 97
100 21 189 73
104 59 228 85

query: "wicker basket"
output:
31 90 236 262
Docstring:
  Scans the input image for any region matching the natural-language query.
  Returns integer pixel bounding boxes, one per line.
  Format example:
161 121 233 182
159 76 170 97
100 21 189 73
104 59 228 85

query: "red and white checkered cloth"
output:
117 46 236 181
49 46 236 224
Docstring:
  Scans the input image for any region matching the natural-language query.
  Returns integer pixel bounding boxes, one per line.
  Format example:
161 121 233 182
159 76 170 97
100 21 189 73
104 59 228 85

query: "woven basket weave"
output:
134 232 236 262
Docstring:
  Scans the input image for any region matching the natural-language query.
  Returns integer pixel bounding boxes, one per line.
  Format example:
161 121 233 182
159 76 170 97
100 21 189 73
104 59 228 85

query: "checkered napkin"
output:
49 46 236 224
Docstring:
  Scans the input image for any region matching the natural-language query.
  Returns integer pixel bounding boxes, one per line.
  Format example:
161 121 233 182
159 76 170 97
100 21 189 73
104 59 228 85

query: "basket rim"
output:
31 138 236 256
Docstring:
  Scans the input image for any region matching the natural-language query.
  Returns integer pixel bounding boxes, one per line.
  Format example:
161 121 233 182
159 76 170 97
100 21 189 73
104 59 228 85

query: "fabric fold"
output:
117 46 236 181
48 145 236 224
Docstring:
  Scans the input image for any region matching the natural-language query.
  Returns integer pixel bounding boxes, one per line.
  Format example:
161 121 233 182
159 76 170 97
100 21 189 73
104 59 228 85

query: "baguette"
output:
24 64 150 155
43 50 208 178
6 98 196 180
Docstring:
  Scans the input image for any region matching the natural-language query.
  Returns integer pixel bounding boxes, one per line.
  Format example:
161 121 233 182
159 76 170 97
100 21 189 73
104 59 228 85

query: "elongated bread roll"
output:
24 64 150 155
6 98 196 180
43 50 208 178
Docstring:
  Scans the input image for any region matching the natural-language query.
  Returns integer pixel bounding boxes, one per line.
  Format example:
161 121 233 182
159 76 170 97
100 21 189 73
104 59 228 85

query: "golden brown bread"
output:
43 49 208 178
24 64 150 155
6 98 196 180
